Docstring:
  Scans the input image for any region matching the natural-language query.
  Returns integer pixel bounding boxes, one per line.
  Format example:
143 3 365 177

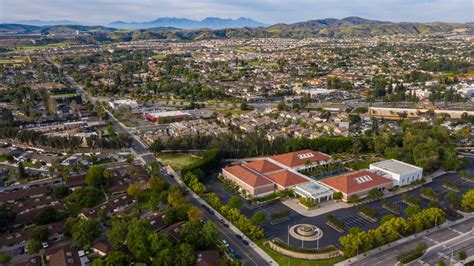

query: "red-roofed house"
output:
319 170 393 202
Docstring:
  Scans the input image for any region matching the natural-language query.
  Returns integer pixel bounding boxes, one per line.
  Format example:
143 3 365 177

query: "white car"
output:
42 242 49 249
221 239 229 247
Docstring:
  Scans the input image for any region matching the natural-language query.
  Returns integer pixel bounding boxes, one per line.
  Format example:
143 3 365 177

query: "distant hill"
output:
108 17 267 30
15 20 80 26
1 17 472 41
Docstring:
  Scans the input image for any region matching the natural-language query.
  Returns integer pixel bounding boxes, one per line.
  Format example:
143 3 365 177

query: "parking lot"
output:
205 158 474 250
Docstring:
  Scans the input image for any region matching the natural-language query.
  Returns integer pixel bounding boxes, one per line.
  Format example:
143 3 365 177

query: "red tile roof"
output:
265 170 308 188
244 160 283 174
223 165 273 187
269 149 331 168
319 170 393 194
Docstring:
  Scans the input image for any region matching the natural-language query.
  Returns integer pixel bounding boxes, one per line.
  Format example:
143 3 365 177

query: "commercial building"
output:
319 170 393 202
144 110 190 123
221 150 332 198
267 149 332 172
369 159 423 186
108 99 139 110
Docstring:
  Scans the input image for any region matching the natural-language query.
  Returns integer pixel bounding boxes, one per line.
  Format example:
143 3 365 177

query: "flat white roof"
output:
294 182 332 198
146 111 190 118
370 159 422 175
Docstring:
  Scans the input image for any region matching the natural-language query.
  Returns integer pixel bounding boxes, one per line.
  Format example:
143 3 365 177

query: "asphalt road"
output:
348 217 474 266
416 232 474 265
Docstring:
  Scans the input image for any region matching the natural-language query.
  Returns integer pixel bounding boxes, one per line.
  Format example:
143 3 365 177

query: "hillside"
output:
1 17 472 41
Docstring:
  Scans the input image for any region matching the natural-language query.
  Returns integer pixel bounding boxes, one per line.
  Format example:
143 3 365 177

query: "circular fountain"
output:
289 224 323 241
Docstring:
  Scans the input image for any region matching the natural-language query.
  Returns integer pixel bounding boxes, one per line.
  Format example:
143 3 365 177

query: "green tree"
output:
461 189 474 211
126 219 154 262
72 219 101 248
27 239 42 254
35 206 60 225
127 181 142 200
175 243 196 266
200 221 219 249
30 226 50 242
154 248 174 266
444 191 461 209
95 251 129 266
0 204 16 230
405 205 421 217
227 195 242 209
53 184 71 198
251 211 266 225
107 217 129 249
85 165 109 189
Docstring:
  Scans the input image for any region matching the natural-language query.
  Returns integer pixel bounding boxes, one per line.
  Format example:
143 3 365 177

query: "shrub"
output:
357 206 378 219
271 210 290 220
333 192 343 200
420 187 438 201
299 197 319 208
326 215 344 230
348 194 360 204
0 255 11 264
459 250 467 260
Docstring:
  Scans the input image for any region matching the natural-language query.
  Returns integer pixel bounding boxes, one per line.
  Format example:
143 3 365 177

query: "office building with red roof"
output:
222 149 333 198
319 170 393 202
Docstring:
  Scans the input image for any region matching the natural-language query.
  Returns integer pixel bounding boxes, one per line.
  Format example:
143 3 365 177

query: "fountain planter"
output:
265 240 342 260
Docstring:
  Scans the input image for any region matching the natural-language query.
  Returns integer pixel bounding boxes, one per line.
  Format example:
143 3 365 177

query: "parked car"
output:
221 239 229 247
42 242 49 249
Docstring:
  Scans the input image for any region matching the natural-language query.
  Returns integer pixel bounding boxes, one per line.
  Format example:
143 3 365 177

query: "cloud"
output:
0 0 472 25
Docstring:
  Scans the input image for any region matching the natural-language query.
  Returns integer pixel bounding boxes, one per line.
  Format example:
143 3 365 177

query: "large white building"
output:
369 159 423 186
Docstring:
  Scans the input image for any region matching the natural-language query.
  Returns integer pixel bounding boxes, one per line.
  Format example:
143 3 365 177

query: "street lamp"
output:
287 224 290 266
447 246 454 266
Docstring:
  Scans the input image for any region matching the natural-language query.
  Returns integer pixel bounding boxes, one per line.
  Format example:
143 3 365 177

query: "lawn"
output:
22 161 43 169
0 57 27 64
15 42 67 51
255 240 345 266
159 153 202 171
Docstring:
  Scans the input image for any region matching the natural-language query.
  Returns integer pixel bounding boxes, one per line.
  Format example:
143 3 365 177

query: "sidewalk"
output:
282 198 351 217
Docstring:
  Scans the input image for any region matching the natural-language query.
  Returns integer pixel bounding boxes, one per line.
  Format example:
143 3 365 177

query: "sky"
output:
1 0 473 25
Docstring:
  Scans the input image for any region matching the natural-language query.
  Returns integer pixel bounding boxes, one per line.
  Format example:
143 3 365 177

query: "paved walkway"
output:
281 198 350 217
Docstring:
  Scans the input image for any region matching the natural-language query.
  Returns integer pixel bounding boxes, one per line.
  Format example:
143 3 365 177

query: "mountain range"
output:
15 20 80 26
1 17 472 41
108 17 266 29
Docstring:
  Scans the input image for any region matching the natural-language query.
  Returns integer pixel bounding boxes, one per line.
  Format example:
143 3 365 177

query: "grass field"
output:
15 42 67 51
159 153 202 171
0 56 27 64
255 240 345 266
